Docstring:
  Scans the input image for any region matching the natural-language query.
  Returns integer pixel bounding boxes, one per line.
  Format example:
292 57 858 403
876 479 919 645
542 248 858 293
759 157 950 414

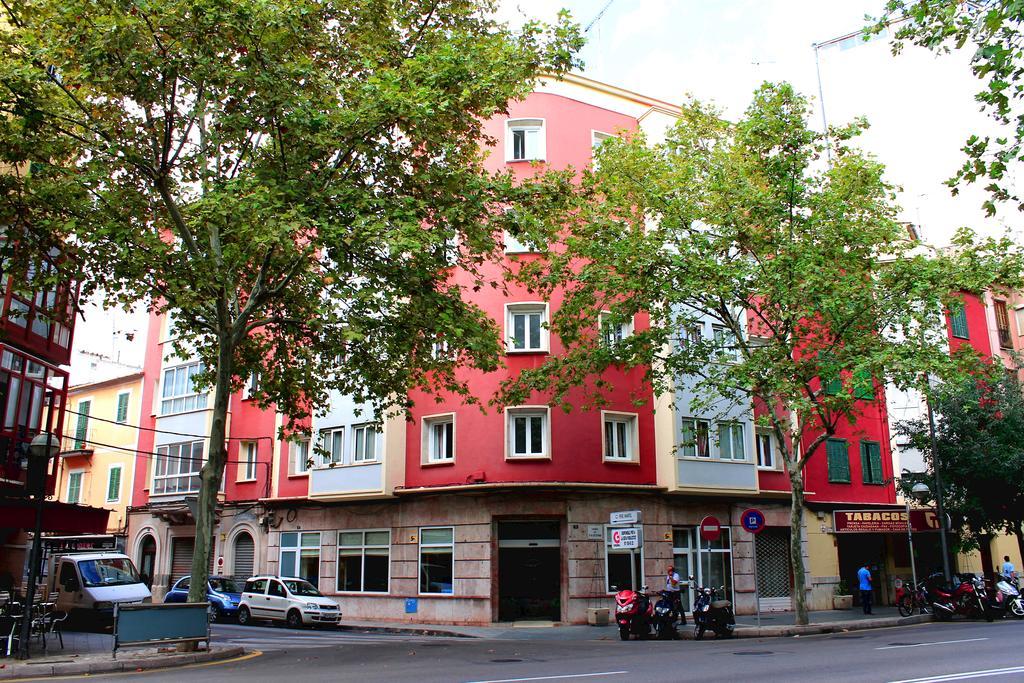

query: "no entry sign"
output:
740 508 766 535
699 515 721 542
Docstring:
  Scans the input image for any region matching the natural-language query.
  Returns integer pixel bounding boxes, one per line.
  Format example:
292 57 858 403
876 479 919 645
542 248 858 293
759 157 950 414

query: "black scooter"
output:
690 577 735 640
652 590 686 639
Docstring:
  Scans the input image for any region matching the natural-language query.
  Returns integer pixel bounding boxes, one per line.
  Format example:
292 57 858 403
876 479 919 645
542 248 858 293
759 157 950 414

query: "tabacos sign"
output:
833 509 941 533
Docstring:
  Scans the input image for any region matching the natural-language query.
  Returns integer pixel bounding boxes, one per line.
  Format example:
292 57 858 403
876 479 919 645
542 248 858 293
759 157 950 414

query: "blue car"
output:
164 575 244 622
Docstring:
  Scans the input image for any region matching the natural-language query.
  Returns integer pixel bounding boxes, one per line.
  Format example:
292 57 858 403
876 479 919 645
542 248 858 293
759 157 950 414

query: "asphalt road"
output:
87 618 1024 683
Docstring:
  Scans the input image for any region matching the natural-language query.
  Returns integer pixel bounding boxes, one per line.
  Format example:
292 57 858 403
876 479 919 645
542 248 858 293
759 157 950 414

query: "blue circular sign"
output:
741 508 766 534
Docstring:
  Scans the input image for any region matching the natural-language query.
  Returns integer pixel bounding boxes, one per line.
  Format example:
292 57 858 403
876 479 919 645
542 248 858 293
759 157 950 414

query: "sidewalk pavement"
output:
0 642 245 680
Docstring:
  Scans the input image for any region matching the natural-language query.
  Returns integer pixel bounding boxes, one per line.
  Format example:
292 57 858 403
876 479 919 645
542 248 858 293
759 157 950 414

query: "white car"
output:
237 576 342 628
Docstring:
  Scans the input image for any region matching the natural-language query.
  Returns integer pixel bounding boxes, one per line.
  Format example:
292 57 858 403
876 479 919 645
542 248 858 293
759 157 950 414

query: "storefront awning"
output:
833 508 941 533
0 499 110 534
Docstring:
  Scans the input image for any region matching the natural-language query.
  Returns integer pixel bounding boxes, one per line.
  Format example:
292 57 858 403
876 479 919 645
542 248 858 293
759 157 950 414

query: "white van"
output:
48 552 152 622
238 576 341 628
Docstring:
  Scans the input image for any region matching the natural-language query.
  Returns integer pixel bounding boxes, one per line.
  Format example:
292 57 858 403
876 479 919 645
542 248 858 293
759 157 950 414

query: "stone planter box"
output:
587 607 610 625
833 594 853 610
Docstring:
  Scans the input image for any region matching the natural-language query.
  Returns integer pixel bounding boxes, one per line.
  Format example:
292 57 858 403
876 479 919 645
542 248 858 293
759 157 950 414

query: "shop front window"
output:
279 531 321 588
672 526 734 610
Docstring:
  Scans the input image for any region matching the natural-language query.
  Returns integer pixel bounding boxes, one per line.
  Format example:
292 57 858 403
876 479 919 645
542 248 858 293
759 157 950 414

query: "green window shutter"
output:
853 369 875 401
823 375 843 396
827 438 850 483
861 442 883 484
115 393 129 423
74 400 91 449
107 467 121 501
949 303 969 339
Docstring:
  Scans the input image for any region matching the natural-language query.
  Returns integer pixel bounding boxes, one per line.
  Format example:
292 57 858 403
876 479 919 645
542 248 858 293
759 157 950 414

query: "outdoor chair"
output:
2 601 24 657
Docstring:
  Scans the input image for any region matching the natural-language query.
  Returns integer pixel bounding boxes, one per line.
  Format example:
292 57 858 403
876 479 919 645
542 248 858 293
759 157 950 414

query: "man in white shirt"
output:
665 564 683 617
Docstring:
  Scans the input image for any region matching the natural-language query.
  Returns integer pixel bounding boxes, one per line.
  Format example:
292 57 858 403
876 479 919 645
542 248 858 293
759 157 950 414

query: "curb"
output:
677 613 933 640
334 624 477 638
0 646 246 680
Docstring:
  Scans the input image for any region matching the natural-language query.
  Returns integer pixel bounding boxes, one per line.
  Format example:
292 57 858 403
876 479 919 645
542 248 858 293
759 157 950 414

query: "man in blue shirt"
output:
858 563 873 615
1002 556 1016 579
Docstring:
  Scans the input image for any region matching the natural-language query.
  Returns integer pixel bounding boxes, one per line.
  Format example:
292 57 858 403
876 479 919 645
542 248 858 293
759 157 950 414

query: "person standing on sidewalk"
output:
858 563 873 615
1002 556 1016 579
665 565 683 616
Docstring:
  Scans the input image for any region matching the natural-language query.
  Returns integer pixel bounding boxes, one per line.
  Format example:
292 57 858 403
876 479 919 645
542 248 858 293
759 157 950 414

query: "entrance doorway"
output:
497 521 561 622
756 528 792 611
837 533 887 606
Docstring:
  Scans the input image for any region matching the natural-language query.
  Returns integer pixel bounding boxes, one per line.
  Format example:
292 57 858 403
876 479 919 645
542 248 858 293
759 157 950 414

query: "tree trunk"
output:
1015 523 1024 574
788 464 809 625
181 334 234 650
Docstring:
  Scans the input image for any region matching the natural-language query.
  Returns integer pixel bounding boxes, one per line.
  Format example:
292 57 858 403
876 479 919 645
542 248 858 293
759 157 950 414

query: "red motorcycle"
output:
614 585 653 640
926 572 994 622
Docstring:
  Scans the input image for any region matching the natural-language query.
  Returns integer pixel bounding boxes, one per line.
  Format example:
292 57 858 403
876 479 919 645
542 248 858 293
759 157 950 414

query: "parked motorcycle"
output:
690 576 735 640
990 574 1024 619
613 585 653 640
652 590 685 640
925 572 994 622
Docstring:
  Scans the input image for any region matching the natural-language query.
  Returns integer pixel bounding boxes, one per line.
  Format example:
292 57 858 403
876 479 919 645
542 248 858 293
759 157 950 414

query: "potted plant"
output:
833 580 853 610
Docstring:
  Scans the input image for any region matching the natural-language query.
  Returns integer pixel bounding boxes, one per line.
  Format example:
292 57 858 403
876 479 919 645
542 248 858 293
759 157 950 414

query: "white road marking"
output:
876 638 989 650
888 665 1024 682
464 672 628 683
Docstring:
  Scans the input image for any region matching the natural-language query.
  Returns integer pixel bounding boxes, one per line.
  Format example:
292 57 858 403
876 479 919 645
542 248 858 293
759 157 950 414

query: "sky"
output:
70 1 1022 381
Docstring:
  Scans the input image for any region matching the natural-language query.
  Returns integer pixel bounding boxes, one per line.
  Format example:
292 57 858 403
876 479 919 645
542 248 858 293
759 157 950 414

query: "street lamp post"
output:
905 482 933 592
925 392 954 585
17 432 60 660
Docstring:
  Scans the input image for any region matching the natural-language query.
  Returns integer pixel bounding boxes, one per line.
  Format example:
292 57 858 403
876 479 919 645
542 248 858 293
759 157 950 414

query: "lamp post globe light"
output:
903 481 933 596
911 482 931 503
17 432 61 660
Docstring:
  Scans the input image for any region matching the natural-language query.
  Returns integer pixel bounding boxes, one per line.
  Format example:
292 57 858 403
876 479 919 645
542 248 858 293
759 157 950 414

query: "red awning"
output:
0 499 110 534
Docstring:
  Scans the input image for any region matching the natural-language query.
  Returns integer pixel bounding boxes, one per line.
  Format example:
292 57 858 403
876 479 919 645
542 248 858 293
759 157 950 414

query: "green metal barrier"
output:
113 603 210 658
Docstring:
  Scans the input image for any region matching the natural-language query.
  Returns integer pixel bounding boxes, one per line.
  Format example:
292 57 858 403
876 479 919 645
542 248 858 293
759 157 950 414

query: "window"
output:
506 303 548 353
826 438 850 484
243 372 260 400
67 471 83 504
506 118 545 162
605 525 643 592
503 230 537 254
430 339 453 361
106 465 122 502
240 441 257 481
507 407 549 458
289 438 310 475
949 302 969 339
681 325 702 346
603 413 637 461
351 424 379 462
279 531 321 587
994 300 1012 349
160 362 207 415
600 312 634 347
861 441 884 484
592 130 615 152
337 530 390 593
153 441 204 495
672 527 734 611
853 369 875 401
717 422 745 460
319 427 344 466
419 527 454 594
679 418 710 458
755 428 776 469
712 325 739 362
73 400 90 449
115 391 130 423
1015 306 1024 337
423 414 454 463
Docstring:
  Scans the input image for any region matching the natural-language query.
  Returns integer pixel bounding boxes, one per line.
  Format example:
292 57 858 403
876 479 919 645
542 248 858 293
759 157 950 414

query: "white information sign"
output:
610 527 641 549
610 510 641 525
587 525 603 540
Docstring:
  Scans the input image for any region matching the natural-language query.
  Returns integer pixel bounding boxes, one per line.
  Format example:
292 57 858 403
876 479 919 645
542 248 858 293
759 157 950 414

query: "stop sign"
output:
699 515 722 542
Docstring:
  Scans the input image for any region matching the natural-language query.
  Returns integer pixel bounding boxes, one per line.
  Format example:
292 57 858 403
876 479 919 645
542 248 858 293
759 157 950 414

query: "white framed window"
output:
422 414 455 463
506 303 548 353
351 423 380 463
600 312 634 347
506 406 550 459
66 470 83 504
506 118 545 162
503 229 538 254
289 438 311 475
319 427 344 466
430 339 454 361
239 441 257 481
337 530 390 593
243 372 260 400
106 465 122 503
152 441 203 495
679 418 711 458
115 391 130 424
681 324 702 346
717 422 746 460
712 325 740 363
419 527 454 595
592 130 615 151
603 412 638 461
279 531 321 588
672 526 734 611
160 362 207 415
755 428 777 469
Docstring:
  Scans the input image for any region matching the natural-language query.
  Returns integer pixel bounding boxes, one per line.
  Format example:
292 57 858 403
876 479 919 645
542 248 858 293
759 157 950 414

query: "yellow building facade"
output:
56 373 144 535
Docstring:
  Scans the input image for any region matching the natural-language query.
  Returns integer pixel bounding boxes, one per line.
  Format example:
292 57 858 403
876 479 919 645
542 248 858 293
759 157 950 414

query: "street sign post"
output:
740 508 766 628
698 515 721 542
610 527 641 549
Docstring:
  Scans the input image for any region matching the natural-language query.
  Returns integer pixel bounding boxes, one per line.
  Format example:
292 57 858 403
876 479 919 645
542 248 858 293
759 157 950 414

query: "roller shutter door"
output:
233 533 255 578
169 537 216 586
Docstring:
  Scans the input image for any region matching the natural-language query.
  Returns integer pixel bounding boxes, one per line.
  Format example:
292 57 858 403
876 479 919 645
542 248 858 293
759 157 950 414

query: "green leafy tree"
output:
0 0 581 615
898 367 1024 563
873 1 1024 215
503 82 1021 624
